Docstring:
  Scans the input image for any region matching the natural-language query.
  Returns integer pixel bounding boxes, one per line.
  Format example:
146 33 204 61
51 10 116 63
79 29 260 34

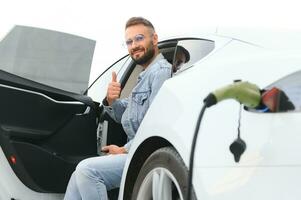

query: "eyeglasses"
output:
125 34 145 47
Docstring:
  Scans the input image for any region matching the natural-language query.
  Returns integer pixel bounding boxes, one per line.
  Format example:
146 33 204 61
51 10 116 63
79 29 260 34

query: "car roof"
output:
160 27 301 51
216 27 301 50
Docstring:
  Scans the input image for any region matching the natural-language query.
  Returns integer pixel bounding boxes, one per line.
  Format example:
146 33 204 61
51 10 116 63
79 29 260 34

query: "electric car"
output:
1 25 301 200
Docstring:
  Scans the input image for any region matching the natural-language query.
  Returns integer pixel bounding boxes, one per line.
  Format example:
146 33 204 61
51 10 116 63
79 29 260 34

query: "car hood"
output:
0 25 95 94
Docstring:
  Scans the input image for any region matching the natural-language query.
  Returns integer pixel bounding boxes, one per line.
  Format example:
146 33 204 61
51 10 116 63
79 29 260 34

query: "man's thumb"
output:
112 71 117 82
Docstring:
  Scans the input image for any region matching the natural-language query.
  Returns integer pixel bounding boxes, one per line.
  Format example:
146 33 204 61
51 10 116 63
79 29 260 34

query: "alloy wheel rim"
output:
136 167 184 200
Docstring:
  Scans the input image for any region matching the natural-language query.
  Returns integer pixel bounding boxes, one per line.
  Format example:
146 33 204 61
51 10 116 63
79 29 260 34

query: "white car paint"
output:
118 32 301 199
1 26 301 200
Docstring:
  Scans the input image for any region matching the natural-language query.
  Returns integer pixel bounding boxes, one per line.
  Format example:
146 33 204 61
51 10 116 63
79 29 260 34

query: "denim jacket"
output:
104 53 171 151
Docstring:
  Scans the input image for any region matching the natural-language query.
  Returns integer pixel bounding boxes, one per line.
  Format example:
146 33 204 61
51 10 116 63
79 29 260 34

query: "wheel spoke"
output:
133 148 186 200
151 169 173 200
152 170 160 200
137 167 183 200
158 169 172 200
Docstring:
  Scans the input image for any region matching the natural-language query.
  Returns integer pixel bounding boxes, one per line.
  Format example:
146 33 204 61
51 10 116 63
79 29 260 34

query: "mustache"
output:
131 47 144 54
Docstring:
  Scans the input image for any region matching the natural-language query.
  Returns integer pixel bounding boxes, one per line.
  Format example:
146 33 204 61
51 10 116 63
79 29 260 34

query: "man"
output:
64 17 172 200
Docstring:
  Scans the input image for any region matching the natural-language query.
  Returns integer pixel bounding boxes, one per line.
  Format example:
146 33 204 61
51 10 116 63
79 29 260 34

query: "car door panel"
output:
0 70 98 193
1 83 86 139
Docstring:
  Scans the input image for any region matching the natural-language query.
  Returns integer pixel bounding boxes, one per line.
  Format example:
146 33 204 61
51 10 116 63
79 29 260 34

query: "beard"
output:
131 43 155 65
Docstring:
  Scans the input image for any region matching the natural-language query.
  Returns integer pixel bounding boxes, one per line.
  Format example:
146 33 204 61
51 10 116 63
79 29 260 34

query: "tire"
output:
131 147 196 200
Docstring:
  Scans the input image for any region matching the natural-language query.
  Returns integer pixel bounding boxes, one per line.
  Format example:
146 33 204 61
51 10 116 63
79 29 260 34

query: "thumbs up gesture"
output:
106 71 121 106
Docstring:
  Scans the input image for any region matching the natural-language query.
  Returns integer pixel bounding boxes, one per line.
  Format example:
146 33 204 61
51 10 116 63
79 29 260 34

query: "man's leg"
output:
64 172 81 200
74 154 127 200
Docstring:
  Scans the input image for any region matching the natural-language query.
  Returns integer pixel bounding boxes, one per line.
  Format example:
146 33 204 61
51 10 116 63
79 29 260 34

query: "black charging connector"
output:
186 100 209 200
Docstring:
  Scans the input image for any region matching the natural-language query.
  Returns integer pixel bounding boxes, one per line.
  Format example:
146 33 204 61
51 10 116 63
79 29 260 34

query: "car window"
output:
119 42 179 99
87 55 132 102
0 25 95 94
259 70 301 112
172 39 214 74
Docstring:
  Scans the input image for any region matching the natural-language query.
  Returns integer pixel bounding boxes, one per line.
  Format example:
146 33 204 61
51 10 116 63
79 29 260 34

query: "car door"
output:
0 26 98 193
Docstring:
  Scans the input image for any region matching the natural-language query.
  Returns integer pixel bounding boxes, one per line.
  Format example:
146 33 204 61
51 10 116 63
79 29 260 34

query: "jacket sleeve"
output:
103 98 128 123
149 66 172 104
123 140 132 153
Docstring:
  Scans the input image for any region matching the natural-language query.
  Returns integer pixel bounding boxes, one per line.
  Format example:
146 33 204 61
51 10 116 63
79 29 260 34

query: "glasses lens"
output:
135 34 144 42
125 34 145 47
126 39 133 46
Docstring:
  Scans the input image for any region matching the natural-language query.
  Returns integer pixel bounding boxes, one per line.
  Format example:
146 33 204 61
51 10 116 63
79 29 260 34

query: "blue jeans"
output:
64 154 128 200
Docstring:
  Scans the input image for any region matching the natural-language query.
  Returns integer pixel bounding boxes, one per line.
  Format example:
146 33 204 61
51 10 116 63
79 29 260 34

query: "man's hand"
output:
101 145 127 154
106 72 121 106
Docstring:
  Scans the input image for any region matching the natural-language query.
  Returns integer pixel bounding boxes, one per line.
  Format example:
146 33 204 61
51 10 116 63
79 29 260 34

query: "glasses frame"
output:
125 34 145 47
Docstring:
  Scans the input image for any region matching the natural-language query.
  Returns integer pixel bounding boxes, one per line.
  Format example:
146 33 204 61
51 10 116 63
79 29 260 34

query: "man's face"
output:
125 24 158 65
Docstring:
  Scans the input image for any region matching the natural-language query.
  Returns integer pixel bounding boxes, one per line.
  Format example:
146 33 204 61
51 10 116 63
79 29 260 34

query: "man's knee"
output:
76 158 92 171
75 158 102 181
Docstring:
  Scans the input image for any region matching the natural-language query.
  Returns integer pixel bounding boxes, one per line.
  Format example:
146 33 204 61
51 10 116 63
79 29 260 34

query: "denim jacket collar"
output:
138 53 164 81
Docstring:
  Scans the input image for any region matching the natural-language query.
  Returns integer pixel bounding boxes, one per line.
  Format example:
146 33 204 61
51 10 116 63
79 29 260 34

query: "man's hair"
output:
125 17 155 33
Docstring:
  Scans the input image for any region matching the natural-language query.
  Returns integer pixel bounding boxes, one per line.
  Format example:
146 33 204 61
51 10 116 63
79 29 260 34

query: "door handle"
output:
76 106 91 116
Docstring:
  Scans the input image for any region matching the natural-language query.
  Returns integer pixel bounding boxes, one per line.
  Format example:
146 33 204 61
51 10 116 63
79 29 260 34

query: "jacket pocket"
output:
132 91 149 105
130 91 150 127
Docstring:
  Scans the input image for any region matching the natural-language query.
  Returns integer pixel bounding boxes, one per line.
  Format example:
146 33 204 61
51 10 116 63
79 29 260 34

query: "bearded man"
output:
64 17 172 200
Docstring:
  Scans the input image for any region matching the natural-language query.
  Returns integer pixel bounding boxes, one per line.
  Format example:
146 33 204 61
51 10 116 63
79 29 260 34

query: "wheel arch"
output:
122 136 173 200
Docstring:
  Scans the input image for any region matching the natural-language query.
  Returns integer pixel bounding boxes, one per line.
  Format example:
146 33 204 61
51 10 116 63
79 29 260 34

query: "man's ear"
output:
152 33 158 45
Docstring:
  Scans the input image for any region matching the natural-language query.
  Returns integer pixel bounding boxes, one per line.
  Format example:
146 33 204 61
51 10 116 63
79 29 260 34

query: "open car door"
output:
0 26 98 193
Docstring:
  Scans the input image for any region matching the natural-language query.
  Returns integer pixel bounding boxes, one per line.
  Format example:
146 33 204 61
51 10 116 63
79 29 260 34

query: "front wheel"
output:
131 147 196 200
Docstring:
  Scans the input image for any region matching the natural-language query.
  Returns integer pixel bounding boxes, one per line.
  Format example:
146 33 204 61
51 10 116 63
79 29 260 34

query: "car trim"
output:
0 83 84 105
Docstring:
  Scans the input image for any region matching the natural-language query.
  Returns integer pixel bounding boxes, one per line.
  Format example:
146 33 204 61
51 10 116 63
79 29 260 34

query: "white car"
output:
1 25 301 200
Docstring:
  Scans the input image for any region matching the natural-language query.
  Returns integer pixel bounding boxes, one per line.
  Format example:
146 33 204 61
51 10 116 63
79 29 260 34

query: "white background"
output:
0 0 301 83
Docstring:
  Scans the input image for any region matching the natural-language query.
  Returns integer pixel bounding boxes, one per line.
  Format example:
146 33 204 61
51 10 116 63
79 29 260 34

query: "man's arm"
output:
102 71 128 123
107 71 121 106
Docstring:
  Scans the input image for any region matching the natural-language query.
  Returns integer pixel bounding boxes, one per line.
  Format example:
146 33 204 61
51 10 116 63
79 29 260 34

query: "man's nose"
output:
131 40 139 48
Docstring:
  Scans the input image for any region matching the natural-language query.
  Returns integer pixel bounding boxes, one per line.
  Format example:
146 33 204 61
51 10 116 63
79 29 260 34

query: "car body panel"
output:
0 147 64 200
119 34 301 199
